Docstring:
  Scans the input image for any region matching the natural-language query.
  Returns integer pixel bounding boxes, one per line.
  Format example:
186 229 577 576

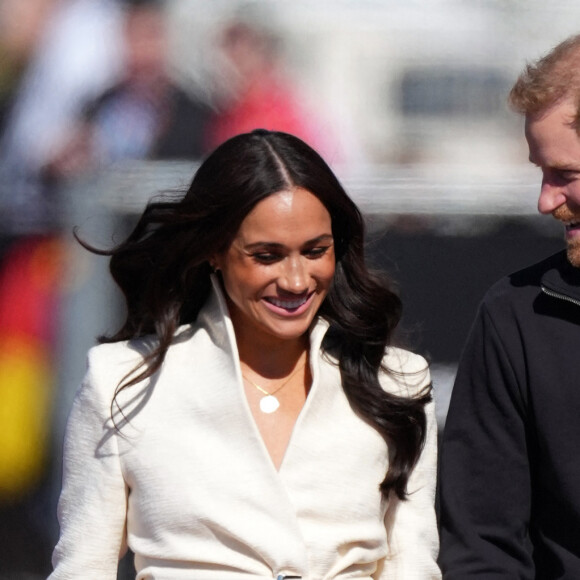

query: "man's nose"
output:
537 178 567 214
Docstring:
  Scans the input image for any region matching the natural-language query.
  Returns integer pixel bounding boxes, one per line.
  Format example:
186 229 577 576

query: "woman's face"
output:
213 187 335 347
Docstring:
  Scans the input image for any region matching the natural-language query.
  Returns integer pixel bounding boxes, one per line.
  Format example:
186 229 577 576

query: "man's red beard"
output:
553 204 580 267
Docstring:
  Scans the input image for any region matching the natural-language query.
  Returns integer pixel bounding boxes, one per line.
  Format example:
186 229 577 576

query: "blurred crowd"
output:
0 0 348 577
0 0 346 234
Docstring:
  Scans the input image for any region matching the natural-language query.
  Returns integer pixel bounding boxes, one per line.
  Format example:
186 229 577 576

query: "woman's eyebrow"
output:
305 234 334 244
243 234 333 251
243 241 285 251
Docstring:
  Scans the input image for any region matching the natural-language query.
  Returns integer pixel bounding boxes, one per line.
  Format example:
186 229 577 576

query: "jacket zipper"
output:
541 285 580 308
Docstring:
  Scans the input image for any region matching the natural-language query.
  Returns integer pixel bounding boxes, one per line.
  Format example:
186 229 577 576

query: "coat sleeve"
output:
49 351 129 579
378 369 441 579
438 303 534 579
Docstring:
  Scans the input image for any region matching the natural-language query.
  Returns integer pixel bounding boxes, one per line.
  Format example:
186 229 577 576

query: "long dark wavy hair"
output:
85 129 431 500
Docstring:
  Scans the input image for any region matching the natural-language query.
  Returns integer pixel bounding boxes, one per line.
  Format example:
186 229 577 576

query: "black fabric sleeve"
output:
438 303 534 579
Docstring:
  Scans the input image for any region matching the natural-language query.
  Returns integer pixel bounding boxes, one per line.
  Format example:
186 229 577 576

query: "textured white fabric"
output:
50 278 440 579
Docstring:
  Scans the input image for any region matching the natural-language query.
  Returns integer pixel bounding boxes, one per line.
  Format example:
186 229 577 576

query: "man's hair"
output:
509 33 580 126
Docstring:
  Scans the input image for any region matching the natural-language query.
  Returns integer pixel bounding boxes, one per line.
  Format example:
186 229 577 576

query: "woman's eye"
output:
252 253 280 264
305 246 330 258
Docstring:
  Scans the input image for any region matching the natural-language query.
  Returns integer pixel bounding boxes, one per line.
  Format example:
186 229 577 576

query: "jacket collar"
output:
541 250 580 305
195 274 330 358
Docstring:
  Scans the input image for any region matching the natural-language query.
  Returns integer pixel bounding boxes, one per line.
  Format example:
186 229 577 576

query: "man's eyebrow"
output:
528 156 580 171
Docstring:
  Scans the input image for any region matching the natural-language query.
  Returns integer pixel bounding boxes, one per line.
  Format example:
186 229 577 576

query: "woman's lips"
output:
262 292 315 316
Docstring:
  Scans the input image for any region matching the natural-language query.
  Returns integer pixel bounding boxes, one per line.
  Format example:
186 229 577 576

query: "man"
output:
439 34 580 579
45 0 209 181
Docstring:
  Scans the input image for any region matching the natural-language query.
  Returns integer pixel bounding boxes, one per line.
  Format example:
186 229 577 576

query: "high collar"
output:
195 274 330 360
540 250 580 304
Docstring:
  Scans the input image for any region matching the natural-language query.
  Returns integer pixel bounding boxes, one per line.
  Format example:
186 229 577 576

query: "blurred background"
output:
0 0 577 577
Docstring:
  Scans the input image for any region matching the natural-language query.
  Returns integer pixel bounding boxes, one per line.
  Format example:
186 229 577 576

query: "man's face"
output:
525 99 580 267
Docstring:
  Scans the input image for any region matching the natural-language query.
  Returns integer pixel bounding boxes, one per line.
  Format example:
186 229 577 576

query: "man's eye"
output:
559 170 579 181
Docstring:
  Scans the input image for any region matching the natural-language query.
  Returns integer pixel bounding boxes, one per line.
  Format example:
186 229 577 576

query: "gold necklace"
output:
242 359 307 414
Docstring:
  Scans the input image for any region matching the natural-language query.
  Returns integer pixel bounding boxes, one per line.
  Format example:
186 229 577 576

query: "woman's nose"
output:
279 256 308 293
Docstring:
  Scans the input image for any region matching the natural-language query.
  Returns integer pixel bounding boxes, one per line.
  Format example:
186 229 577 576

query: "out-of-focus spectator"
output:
0 0 124 236
46 0 210 183
0 0 58 135
0 0 123 176
0 2 122 577
205 15 346 167
0 236 64 579
0 9 65 545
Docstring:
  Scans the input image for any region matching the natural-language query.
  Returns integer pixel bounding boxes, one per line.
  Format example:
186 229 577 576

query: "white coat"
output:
50 277 440 579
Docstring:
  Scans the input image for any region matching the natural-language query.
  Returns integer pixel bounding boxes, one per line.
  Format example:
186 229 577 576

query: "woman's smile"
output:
262 291 315 316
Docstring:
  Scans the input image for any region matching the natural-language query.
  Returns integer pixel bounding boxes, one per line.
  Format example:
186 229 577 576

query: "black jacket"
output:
84 81 210 161
439 250 580 579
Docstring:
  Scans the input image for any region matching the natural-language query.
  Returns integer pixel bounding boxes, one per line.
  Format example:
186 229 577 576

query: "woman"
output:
50 129 440 579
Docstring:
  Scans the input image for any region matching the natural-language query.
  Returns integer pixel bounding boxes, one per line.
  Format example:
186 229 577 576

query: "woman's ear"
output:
208 256 220 272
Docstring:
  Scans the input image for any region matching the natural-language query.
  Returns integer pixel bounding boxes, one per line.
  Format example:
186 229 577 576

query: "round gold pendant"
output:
259 395 280 414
